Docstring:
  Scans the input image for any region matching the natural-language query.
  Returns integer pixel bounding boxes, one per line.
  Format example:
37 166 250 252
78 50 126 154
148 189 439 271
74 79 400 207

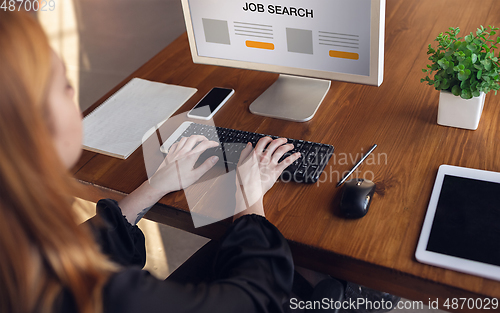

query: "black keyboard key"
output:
292 165 309 182
281 160 300 181
317 147 334 166
305 144 321 165
295 165 307 176
304 165 319 183
303 141 313 148
280 168 294 182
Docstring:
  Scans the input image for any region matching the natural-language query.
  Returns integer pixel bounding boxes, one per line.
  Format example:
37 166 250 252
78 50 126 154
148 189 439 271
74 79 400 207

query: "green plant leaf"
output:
477 70 483 79
452 85 461 96
472 54 478 63
437 58 446 69
441 78 450 90
467 44 477 52
461 89 473 99
483 59 492 71
458 70 468 81
460 80 470 90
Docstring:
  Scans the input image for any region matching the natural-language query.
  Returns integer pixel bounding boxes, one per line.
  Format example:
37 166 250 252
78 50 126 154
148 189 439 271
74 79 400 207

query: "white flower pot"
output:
437 91 486 130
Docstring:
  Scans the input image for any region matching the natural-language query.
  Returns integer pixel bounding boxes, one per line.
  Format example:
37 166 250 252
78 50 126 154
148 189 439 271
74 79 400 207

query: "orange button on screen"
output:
329 50 359 60
246 41 275 50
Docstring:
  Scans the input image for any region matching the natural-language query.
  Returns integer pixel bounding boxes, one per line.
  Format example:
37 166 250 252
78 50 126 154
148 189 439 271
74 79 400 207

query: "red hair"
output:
0 11 115 313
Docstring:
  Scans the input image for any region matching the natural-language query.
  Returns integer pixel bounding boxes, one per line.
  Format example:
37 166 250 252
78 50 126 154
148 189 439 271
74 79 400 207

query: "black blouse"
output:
79 199 294 313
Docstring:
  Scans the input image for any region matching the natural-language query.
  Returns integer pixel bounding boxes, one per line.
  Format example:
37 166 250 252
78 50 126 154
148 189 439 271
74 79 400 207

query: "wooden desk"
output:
74 0 500 310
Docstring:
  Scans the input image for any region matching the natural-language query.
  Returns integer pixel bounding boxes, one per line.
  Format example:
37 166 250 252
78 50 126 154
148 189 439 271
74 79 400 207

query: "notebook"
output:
82 78 197 159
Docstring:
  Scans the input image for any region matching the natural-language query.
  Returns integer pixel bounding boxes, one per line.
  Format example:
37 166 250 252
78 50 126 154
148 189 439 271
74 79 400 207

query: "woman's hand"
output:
234 137 300 219
150 135 219 194
119 135 219 225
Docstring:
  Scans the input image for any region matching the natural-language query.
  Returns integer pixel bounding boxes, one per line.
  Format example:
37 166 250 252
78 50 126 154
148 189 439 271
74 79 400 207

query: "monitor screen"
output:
181 0 385 121
182 0 384 84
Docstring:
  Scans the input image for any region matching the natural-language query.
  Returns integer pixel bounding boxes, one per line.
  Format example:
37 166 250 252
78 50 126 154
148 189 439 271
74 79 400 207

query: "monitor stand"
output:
249 74 331 122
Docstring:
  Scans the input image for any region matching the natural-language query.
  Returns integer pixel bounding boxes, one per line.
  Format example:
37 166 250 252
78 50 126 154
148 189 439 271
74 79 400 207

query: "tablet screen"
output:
426 175 500 266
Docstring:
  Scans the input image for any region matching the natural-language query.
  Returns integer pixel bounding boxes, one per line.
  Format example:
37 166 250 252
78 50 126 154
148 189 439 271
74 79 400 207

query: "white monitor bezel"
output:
181 0 385 86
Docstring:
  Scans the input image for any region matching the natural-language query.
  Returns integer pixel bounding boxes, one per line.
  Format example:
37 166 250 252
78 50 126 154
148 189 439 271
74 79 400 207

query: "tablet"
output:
415 164 500 281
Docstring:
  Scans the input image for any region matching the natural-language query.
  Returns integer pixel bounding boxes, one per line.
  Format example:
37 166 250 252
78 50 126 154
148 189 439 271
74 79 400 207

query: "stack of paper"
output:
83 78 197 159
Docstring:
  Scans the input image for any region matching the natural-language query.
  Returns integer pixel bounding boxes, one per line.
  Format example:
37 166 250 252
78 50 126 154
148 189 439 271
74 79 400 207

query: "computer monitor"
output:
181 0 385 122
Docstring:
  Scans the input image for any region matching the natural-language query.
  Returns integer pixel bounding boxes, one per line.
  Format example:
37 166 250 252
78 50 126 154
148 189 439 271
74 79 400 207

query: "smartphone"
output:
187 87 234 120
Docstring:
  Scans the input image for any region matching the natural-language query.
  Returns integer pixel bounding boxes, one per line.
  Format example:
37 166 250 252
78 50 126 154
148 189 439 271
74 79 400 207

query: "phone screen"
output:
190 87 233 118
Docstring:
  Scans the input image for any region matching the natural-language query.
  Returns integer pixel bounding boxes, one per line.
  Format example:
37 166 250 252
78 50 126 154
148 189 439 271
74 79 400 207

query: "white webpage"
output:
188 0 371 76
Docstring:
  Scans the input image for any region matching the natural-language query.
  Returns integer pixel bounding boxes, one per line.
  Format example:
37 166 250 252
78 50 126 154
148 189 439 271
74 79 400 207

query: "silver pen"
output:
336 144 378 187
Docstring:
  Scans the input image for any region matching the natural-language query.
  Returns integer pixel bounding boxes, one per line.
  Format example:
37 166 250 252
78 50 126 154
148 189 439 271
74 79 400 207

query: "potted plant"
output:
421 26 500 130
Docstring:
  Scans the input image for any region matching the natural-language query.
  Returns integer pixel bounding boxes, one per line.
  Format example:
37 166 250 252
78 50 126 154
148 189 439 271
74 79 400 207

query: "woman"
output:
0 11 303 313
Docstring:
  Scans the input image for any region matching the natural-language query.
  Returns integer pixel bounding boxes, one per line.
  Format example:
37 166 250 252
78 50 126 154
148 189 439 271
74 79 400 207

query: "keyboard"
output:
161 122 334 183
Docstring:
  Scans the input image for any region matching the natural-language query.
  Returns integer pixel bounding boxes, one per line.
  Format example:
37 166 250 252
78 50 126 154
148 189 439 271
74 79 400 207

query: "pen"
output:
336 144 378 187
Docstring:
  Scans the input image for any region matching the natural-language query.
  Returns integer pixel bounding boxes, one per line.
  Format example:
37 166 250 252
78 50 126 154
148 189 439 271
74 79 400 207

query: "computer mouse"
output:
339 179 376 218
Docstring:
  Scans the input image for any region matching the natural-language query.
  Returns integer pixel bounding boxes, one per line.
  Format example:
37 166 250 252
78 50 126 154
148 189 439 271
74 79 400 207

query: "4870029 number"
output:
1 0 55 11
443 297 499 310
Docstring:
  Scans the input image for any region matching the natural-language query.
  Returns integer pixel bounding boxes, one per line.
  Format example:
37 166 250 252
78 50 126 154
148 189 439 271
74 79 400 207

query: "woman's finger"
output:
254 136 273 155
271 143 295 164
261 138 287 162
277 152 301 173
193 155 219 179
173 137 188 154
168 142 179 155
190 140 219 155
178 135 208 154
237 142 253 166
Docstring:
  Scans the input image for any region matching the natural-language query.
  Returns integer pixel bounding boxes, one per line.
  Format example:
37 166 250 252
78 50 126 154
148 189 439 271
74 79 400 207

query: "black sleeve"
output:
103 215 294 313
82 199 146 268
